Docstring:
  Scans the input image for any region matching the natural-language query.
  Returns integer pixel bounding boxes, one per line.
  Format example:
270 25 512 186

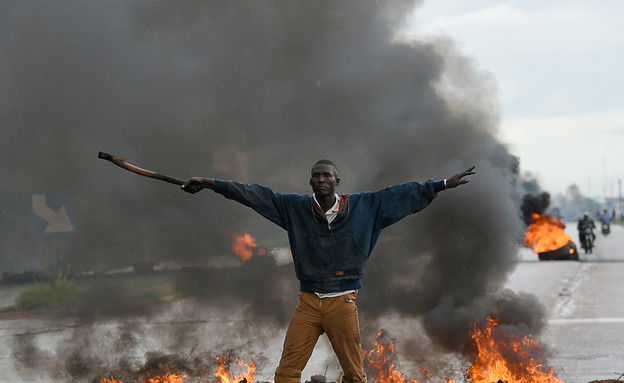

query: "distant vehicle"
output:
581 226 594 254
599 210 611 236
601 222 610 236
538 240 579 261
577 213 596 254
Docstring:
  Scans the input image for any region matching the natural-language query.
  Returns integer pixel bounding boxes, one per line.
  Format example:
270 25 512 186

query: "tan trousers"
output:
274 292 367 383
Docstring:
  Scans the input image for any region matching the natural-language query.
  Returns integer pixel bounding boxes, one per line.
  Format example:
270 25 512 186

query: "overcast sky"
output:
408 0 624 200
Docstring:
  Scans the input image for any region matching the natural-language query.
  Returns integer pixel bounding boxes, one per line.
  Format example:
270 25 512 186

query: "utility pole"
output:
619 178 622 220
603 155 607 201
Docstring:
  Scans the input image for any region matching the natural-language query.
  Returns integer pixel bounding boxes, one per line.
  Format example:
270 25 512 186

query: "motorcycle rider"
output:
577 212 596 250
599 209 611 235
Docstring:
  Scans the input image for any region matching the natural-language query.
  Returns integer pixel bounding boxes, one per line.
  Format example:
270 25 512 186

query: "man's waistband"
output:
299 278 362 293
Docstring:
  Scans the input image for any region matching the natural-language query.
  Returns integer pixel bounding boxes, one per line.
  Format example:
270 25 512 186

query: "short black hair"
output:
313 159 337 169
312 159 338 176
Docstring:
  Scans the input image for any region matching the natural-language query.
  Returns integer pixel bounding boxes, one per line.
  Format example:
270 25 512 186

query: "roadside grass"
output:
0 275 81 312
0 273 181 315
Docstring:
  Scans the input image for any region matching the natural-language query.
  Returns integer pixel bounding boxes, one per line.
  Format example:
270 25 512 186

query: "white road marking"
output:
549 317 624 324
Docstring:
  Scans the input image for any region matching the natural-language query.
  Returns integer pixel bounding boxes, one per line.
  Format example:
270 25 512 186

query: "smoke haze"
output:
1 1 543 381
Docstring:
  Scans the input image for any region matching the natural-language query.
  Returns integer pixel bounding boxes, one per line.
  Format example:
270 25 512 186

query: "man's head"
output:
309 159 340 197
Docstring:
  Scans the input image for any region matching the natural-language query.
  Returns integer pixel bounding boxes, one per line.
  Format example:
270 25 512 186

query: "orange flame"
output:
363 330 417 383
467 317 564 383
99 372 188 383
524 213 573 253
232 233 264 261
363 331 456 383
143 372 188 383
100 320 563 383
99 354 258 383
99 377 124 383
214 356 256 383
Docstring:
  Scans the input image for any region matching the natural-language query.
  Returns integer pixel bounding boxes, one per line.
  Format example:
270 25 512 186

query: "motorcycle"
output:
582 226 594 254
601 222 610 235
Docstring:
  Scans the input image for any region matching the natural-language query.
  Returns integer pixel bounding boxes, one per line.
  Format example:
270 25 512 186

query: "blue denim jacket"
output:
214 179 444 293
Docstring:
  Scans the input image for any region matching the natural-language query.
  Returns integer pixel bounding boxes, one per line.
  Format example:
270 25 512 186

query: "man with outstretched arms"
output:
181 160 475 383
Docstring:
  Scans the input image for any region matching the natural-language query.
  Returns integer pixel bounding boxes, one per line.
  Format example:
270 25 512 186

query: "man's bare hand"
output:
445 166 476 189
181 177 215 194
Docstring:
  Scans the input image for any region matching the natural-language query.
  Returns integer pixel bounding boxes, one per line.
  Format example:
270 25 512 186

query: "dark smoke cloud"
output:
1 0 544 381
521 192 551 224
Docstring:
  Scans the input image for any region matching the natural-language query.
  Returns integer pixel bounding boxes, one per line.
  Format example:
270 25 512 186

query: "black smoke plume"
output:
521 191 551 224
1 1 544 381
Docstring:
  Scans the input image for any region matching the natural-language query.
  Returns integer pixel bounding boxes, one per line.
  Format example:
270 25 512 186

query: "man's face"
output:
309 164 340 197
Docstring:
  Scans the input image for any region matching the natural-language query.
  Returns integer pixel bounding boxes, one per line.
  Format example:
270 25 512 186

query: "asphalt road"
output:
506 223 624 383
0 224 622 383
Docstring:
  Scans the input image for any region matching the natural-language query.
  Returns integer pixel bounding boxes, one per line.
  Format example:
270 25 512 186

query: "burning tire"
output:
538 240 578 261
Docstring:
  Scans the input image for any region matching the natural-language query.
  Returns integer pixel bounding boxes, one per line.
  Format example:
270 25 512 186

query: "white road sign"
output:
30 191 75 235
